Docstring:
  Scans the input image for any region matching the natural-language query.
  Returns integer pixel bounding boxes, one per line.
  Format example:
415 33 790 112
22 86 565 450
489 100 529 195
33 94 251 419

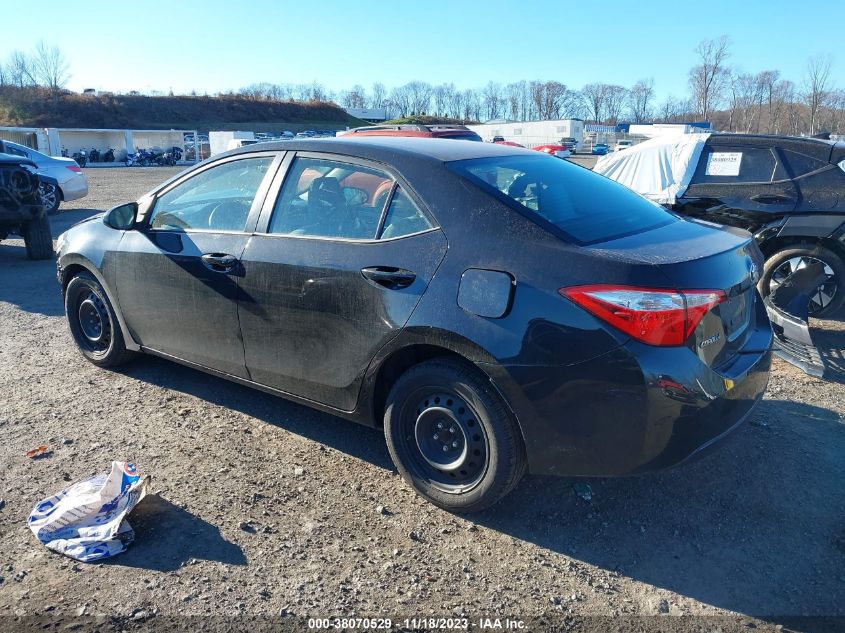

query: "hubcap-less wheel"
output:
402 392 488 493
768 256 837 315
74 291 112 353
39 183 58 211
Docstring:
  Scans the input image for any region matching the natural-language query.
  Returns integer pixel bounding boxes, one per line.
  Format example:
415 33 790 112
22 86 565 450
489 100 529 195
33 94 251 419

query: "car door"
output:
237 152 447 410
113 152 282 377
677 141 797 230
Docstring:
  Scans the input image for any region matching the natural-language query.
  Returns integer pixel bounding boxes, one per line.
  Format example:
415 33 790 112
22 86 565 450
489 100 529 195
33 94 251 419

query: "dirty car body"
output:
56 138 772 510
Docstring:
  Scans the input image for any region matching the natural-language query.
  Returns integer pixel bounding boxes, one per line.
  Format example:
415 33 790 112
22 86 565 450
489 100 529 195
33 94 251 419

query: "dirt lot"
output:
0 167 843 632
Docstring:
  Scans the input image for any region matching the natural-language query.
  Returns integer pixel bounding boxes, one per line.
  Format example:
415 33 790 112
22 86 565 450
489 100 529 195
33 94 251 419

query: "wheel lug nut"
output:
437 422 444 429
442 445 449 452
449 426 456 434
452 441 458 448
433 433 439 440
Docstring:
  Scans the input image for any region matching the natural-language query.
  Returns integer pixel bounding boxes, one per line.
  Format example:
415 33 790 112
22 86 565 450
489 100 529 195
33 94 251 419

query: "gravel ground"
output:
0 167 843 632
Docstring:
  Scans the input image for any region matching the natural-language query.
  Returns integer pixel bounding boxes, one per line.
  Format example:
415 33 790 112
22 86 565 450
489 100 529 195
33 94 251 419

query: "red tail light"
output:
561 285 726 346
66 165 82 173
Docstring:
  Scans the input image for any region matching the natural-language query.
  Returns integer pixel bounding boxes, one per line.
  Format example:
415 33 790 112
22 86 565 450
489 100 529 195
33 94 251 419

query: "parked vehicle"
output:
72 150 87 167
89 148 101 163
492 135 506 143
0 140 89 214
558 137 578 154
0 153 54 259
103 148 116 163
341 124 483 142
494 140 525 148
592 143 610 155
532 144 571 158
57 138 772 512
125 151 139 167
160 146 182 166
594 133 845 318
614 139 635 151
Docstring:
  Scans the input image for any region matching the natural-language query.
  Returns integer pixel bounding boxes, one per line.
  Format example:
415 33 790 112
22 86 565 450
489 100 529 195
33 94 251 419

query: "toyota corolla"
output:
56 138 772 512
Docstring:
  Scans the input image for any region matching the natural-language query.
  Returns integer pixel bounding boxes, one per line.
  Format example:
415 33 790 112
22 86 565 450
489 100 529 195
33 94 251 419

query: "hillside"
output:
0 87 369 132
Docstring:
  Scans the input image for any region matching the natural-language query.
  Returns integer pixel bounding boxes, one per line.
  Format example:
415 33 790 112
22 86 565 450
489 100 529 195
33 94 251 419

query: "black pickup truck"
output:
0 153 53 259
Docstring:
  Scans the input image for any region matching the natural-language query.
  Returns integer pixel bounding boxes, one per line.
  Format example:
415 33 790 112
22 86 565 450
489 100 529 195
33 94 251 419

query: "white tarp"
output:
593 133 711 204
27 462 149 562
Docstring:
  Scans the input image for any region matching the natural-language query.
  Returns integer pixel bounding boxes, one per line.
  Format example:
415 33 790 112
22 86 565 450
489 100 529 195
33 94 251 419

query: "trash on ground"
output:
27 461 149 562
26 445 50 459
573 483 593 501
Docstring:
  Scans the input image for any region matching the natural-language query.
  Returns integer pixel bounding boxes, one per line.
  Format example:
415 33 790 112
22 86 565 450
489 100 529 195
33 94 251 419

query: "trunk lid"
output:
588 218 764 368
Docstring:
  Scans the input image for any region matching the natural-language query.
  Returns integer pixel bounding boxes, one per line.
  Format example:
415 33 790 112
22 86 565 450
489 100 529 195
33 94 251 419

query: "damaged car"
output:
56 138 772 512
0 153 55 260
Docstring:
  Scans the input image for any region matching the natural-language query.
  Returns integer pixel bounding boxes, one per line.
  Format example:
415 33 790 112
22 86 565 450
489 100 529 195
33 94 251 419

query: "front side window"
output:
269 157 394 239
449 154 675 245
149 156 274 231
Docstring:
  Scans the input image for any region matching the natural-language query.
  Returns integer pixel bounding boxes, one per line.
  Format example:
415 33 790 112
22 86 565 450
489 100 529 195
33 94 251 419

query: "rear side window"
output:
449 155 676 245
780 149 828 178
380 187 432 238
691 146 786 184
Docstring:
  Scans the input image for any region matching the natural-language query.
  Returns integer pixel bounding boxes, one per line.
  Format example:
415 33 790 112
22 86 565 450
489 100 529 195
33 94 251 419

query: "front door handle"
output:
750 194 793 204
361 266 416 290
201 253 238 273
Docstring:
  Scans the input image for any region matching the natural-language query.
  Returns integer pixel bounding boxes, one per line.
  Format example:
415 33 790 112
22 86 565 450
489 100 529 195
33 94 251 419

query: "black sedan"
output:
57 138 773 512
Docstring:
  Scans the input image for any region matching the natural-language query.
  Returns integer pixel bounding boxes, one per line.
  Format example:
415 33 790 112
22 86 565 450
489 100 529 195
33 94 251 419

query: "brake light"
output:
561 285 726 346
66 165 82 173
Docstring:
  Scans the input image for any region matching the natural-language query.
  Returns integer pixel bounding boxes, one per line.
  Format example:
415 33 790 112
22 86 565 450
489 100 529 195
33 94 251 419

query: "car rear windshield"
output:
448 155 677 244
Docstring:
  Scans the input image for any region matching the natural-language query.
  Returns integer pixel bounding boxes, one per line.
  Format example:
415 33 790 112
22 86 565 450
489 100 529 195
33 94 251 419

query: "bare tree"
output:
389 84 412 117
7 50 37 87
803 54 833 134
482 81 504 120
688 35 731 121
433 83 455 117
603 85 628 125
406 81 433 115
0 61 6 86
341 84 366 109
369 82 386 109
33 41 70 91
627 78 654 123
582 83 608 123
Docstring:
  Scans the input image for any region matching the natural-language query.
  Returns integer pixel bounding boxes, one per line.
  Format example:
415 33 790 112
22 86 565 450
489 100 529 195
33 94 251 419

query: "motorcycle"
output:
71 150 87 167
160 146 182 166
125 150 139 167
89 148 101 163
60 147 69 158
102 148 116 163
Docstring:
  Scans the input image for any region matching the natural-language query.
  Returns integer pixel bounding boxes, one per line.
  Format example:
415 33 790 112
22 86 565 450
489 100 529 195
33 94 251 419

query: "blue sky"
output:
5 0 842 102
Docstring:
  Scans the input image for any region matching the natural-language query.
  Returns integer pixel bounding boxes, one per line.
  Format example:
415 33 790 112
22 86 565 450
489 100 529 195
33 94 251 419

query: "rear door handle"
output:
750 194 793 204
361 266 416 290
201 253 238 273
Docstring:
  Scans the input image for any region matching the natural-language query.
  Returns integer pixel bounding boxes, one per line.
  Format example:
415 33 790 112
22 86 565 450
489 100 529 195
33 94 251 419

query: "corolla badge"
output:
699 332 722 348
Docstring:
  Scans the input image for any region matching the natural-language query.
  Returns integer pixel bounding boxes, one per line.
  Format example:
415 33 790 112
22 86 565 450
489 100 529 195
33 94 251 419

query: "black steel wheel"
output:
65 272 134 367
384 358 526 512
761 244 845 318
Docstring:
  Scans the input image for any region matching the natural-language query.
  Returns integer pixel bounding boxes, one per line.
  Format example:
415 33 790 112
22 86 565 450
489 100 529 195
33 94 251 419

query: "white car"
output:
0 140 89 214
614 139 635 152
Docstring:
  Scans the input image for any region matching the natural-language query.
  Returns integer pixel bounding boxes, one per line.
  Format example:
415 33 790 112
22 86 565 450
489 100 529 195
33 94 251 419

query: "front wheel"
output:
65 272 135 367
384 359 526 513
21 214 54 260
760 244 845 318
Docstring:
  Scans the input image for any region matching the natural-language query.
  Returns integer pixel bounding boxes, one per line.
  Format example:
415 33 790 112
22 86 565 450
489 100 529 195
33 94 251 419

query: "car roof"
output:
219 136 536 163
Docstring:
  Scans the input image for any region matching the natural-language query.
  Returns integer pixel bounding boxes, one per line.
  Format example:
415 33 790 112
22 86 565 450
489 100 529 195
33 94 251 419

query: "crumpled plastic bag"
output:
28 461 149 562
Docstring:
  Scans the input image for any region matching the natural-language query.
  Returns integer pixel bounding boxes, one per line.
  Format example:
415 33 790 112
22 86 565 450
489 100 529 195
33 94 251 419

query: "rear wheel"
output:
21 214 54 260
39 182 61 215
761 244 845 318
384 359 526 513
65 272 134 367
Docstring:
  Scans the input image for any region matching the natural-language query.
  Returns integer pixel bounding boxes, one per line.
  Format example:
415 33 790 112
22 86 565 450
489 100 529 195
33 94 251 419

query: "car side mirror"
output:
103 202 138 230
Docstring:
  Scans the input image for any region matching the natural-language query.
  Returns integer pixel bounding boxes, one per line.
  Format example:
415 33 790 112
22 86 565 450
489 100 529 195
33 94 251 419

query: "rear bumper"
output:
59 174 88 201
481 316 773 477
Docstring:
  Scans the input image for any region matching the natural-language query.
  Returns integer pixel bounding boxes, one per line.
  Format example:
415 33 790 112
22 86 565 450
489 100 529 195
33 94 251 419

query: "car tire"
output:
65 272 135 367
21 214 54 260
760 244 845 318
39 182 61 215
384 358 526 513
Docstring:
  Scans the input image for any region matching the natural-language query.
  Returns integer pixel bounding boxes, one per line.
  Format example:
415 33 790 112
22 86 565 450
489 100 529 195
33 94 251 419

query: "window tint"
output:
780 149 828 177
380 187 432 239
269 157 393 239
692 146 784 184
449 155 676 245
149 156 273 231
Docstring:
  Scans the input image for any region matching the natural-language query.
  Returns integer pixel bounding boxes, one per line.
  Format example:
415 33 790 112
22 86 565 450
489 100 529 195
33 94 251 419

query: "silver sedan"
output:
0 140 89 214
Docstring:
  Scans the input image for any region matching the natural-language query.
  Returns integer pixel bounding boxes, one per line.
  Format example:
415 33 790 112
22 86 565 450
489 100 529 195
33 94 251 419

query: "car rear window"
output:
449 155 676 244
